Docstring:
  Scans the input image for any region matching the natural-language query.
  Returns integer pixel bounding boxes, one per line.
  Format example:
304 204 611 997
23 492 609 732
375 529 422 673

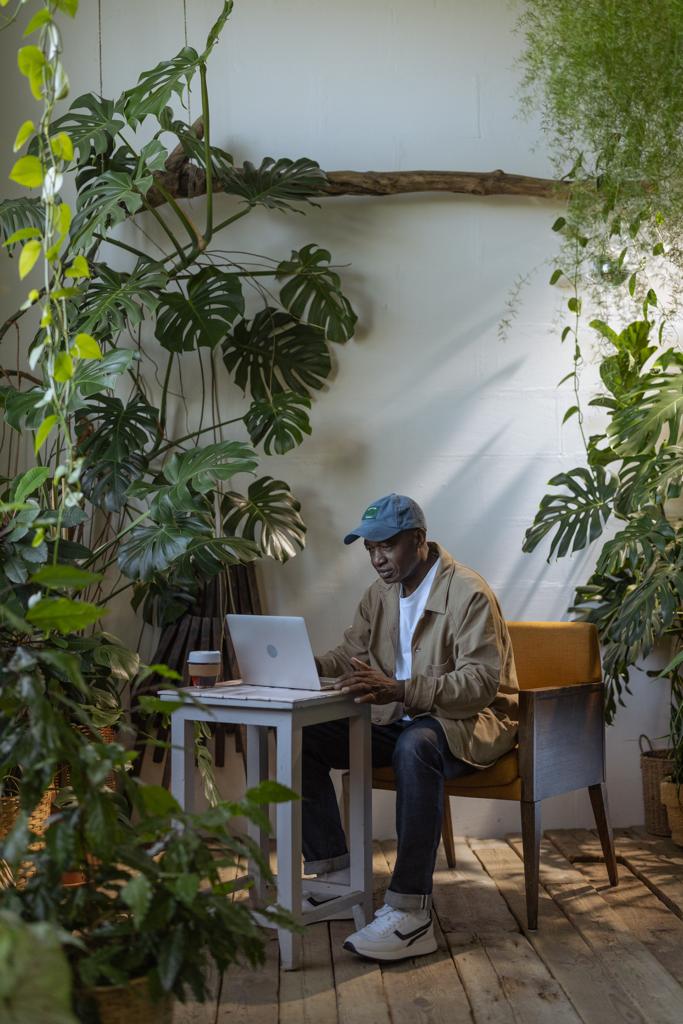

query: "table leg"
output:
170 712 195 812
246 725 270 903
348 709 372 929
275 719 303 970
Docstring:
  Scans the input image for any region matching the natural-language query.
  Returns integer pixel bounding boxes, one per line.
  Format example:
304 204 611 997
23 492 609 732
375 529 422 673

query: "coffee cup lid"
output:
187 650 221 664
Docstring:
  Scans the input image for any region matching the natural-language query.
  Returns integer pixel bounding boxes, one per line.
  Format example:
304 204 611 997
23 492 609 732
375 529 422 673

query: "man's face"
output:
363 530 423 585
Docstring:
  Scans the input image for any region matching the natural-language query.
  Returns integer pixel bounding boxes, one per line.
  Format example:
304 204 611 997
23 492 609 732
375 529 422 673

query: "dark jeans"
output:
301 716 476 911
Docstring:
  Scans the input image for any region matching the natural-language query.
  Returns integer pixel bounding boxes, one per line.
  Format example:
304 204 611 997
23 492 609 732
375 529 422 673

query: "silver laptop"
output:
226 614 337 692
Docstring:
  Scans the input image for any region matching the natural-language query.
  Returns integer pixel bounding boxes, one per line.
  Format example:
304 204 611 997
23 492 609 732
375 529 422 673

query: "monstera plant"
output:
0 0 356 632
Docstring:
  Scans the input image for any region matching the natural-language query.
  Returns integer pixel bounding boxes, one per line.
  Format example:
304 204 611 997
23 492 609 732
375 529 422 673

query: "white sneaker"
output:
343 904 437 961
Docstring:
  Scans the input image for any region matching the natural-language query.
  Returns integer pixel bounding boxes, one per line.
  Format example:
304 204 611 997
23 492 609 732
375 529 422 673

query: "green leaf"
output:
121 873 153 928
244 392 312 454
138 784 180 816
117 522 193 581
567 296 582 314
223 477 306 562
73 332 101 359
223 308 331 400
51 93 124 162
549 268 562 285
30 565 102 591
154 268 244 352
78 262 167 335
173 873 200 906
77 395 158 512
589 319 619 346
245 780 298 804
9 155 43 188
17 45 45 100
71 348 137 397
522 466 617 560
73 170 145 249
66 254 90 279
277 244 357 342
25 596 106 633
218 156 326 212
53 352 74 382
0 197 44 249
34 415 58 453
18 239 41 279
562 404 580 424
13 119 35 151
609 373 683 454
158 440 258 511
157 927 185 991
50 132 74 162
12 466 50 502
3 226 41 247
121 47 202 127
0 912 78 1024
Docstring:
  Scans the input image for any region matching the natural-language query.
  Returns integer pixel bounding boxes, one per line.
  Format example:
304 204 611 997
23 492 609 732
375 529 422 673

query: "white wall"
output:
0 0 671 837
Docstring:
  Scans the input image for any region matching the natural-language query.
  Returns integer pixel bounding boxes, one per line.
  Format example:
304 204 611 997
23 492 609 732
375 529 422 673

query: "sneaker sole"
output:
343 932 437 961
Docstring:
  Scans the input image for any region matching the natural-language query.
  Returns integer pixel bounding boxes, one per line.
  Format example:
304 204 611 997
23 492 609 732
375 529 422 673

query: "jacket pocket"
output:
426 657 454 676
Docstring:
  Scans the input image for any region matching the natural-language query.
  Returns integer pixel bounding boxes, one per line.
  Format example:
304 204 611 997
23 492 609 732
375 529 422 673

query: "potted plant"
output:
660 648 683 844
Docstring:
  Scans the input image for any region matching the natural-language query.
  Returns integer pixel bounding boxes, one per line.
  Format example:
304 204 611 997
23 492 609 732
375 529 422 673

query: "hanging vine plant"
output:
517 0 683 307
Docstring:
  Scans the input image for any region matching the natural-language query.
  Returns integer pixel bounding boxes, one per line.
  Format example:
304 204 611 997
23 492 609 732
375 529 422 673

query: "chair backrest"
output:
506 621 601 690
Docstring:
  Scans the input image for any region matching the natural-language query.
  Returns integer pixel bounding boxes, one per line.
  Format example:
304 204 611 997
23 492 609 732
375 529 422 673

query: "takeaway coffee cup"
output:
187 650 222 687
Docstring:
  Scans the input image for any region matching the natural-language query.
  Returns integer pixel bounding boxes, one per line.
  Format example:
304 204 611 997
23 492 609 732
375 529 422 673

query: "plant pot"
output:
639 735 674 836
87 975 173 1024
660 780 683 846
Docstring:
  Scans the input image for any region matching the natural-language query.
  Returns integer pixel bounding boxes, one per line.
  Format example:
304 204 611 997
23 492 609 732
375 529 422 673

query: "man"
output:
304 493 519 961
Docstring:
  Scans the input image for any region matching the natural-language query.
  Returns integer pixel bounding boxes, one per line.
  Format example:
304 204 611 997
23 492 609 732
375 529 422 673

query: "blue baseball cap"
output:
343 493 427 545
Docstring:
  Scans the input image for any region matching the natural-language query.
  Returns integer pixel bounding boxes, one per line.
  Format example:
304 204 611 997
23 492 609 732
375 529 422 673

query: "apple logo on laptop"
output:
267 644 278 659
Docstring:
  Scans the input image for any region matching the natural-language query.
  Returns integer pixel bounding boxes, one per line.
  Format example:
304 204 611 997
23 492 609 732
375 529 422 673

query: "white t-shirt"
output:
395 559 440 720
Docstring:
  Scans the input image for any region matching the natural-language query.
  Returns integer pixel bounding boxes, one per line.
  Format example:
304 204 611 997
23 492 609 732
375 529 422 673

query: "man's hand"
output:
334 658 405 705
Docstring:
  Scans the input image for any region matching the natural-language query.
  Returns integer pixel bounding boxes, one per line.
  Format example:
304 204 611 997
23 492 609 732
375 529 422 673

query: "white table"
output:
160 684 373 970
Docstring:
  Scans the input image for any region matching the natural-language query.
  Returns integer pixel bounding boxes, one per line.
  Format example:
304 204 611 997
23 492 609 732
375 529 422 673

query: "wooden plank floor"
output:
173 829 683 1024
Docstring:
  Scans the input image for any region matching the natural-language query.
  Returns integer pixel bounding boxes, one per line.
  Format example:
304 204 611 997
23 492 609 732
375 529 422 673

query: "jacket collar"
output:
378 542 454 615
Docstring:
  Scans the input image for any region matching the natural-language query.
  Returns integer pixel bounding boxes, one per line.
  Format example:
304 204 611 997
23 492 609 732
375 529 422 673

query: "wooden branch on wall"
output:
148 121 567 205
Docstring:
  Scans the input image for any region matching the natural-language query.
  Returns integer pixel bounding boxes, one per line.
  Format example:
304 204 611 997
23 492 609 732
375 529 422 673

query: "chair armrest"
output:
519 681 605 801
520 681 603 701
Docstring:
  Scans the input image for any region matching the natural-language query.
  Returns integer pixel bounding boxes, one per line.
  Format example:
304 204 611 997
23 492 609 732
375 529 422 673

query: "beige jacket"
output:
317 543 519 768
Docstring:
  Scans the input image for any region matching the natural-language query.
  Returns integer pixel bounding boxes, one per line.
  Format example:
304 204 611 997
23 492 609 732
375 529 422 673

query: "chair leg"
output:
588 782 619 887
520 800 541 930
442 793 456 869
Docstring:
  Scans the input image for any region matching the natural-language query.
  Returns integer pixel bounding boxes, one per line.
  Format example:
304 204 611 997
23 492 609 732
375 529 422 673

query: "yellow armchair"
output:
371 621 618 928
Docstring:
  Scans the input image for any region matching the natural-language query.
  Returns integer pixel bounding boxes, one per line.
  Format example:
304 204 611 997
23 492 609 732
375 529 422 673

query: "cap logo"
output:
362 505 379 520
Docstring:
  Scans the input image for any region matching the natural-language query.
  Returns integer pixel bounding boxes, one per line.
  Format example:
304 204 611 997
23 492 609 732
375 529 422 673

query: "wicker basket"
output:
0 786 56 839
61 725 118 789
0 786 56 889
88 975 173 1024
639 734 675 836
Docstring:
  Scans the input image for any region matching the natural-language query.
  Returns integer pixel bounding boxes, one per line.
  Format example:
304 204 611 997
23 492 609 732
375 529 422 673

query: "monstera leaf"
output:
50 93 125 163
522 466 618 559
78 261 167 336
71 348 137 398
223 309 331 400
222 477 306 561
154 268 244 352
0 197 44 250
609 372 683 454
158 107 233 178
277 245 357 342
596 510 676 574
148 441 258 519
77 395 159 512
617 447 683 512
72 169 146 249
117 520 196 581
120 47 203 127
244 392 312 454
218 157 326 212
